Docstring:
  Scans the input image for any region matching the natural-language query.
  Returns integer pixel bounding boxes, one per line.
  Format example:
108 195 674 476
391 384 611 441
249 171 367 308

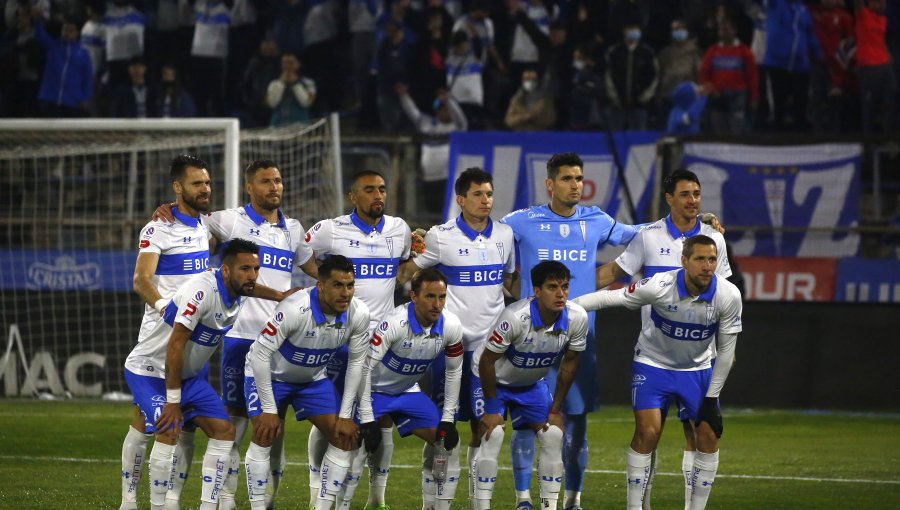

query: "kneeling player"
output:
124 239 260 510
357 269 464 510
243 255 371 510
471 261 588 509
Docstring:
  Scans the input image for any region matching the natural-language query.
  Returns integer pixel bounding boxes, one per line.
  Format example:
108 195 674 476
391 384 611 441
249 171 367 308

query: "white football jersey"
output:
207 204 313 340
472 298 588 387
125 270 242 379
413 216 515 351
245 288 370 415
135 207 211 341
604 269 742 371
305 211 411 328
616 215 731 279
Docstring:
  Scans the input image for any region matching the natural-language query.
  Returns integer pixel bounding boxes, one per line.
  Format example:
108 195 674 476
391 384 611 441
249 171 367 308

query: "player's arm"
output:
503 271 519 298
697 292 742 438
547 348 580 429
247 306 293 434
357 325 391 452
441 327 464 423
133 252 168 313
246 283 301 302
574 275 659 312
336 310 370 450
595 260 628 290
156 323 192 436
151 202 178 223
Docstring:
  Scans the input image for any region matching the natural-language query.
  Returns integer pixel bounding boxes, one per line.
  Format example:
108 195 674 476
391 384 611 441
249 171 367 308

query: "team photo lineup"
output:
119 152 741 510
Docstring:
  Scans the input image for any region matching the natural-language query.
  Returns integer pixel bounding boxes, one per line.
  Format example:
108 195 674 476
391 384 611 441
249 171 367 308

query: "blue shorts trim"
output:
244 376 339 421
429 351 476 421
221 336 252 409
470 376 551 430
631 361 711 421
372 391 440 437
125 369 229 433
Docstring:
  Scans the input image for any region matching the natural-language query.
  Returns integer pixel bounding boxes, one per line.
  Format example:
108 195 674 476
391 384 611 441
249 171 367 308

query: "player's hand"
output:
155 402 182 436
545 410 564 431
698 212 725 234
359 421 382 453
478 413 504 440
696 397 723 438
437 421 459 450
411 229 427 256
152 202 178 223
255 412 282 445
280 286 304 301
333 417 358 451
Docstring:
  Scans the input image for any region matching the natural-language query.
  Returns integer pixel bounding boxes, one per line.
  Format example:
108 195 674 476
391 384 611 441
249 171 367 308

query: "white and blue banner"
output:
0 250 135 291
683 143 862 257
445 131 661 223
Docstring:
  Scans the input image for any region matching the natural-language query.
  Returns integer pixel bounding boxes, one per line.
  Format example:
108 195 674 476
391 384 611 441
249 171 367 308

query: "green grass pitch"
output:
0 400 897 509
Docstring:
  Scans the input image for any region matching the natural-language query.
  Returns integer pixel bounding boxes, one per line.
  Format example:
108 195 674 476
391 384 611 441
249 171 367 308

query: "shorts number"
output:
473 397 484 417
226 381 237 403
247 391 259 413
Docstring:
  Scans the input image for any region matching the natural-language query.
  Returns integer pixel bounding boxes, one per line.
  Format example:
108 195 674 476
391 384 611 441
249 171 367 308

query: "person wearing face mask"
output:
604 22 659 131
656 19 701 127
156 64 196 118
504 67 556 130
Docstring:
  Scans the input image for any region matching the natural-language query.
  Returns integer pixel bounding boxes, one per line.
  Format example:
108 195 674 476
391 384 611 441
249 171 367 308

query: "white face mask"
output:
522 80 537 92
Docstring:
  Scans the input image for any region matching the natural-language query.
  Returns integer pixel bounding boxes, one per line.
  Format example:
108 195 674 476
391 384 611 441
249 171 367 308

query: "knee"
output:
211 420 236 441
632 425 661 452
481 426 505 453
539 425 563 450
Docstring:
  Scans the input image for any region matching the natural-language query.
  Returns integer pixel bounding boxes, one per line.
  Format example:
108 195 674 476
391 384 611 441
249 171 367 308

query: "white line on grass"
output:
5 455 898 485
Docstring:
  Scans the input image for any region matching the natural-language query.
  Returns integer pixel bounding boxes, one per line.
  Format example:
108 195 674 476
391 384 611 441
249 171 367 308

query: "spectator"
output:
568 42 604 130
761 0 822 131
808 0 854 132
666 81 707 135
348 0 379 108
604 22 659 131
265 52 315 126
109 56 156 117
80 0 105 84
301 0 341 113
156 63 196 118
0 3 45 117
103 0 144 93
226 0 259 114
700 20 759 134
656 18 702 123
854 0 896 132
189 0 230 117
239 35 281 127
453 0 504 71
446 30 485 127
374 20 413 131
34 14 93 117
545 19 574 128
504 67 556 130
501 0 553 95
271 0 304 56
414 5 453 107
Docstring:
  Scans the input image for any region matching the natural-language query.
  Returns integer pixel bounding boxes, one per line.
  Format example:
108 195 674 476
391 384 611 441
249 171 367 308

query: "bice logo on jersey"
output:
182 303 198 316
537 248 588 262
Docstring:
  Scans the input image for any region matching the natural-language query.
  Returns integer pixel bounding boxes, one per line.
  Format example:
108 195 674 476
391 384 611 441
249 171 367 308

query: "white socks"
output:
682 450 696 510
626 447 652 510
308 426 329 507
467 445 478 509
316 445 352 510
642 449 657 510
267 429 286 508
537 426 564 509
368 428 394 505
474 426 504 508
148 441 177 510
245 441 272 509
437 442 461 506
689 450 719 510
199 438 233 509
338 445 367 507
218 416 247 510
121 426 151 509
166 430 194 509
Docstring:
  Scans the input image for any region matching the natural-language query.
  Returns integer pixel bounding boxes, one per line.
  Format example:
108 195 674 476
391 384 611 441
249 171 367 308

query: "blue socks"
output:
511 428 536 491
563 413 589 492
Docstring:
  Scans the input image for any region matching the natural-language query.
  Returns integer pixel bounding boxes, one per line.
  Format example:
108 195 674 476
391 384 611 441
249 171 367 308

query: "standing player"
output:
594 169 731 509
471 261 588 510
303 170 412 508
120 155 213 510
124 239 260 510
398 167 516 509
241 255 371 510
574 235 742 509
500 152 643 510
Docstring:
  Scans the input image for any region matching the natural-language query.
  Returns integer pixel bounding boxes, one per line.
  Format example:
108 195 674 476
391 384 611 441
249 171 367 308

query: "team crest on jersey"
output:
685 309 696 323
559 224 570 238
478 249 488 262
269 232 280 245
499 321 511 332
705 304 715 326
367 242 377 254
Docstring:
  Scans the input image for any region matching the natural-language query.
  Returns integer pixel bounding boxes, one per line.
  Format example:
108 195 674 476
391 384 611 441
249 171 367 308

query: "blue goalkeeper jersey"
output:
501 204 642 299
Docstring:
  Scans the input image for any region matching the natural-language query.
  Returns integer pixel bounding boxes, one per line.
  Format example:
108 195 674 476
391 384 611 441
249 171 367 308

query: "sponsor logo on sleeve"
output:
182 303 198 316
274 311 284 324
489 331 503 345
262 322 277 336
139 240 150 249
379 321 389 332
370 333 382 346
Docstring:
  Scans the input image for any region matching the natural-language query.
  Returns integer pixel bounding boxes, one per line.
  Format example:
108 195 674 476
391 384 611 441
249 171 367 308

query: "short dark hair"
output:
683 235 717 258
454 167 493 197
221 238 259 263
319 255 355 281
410 268 448 293
170 155 208 183
531 260 571 288
664 169 701 195
546 152 583 180
244 159 279 183
351 170 385 191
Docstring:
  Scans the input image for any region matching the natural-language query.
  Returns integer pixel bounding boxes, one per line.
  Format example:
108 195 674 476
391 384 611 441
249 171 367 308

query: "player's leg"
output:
457 352 481 510
681 369 719 510
510 428 536 507
241 376 285 509
220 336 253 509
472 377 508 510
187 376 237 510
627 362 669 510
120 405 151 510
165 425 196 510
641 404 671 510
309 412 354 510
676 400 698 510
308 425 329 507
364 414 395 509
122 370 169 510
398 392 458 510
507 380 561 510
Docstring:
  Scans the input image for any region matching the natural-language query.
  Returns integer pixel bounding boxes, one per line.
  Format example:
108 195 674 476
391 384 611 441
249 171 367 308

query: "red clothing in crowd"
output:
699 41 760 103
856 6 891 67
808 3 854 87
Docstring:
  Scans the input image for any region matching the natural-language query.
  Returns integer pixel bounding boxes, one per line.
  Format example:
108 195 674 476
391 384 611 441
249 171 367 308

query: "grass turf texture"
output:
0 401 897 509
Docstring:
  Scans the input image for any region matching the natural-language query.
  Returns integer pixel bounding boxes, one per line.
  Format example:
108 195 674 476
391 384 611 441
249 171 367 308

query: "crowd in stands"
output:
0 0 897 134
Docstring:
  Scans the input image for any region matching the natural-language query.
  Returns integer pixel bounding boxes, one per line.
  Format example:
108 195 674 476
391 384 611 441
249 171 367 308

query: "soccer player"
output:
500 152 643 510
242 255 371 510
397 167 516 509
471 260 588 510
304 170 412 508
574 235 743 510
120 155 213 510
124 239 260 510
356 268 464 510
594 168 731 509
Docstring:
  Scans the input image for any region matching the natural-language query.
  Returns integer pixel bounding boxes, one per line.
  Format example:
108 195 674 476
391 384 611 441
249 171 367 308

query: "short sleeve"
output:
289 221 314 266
399 220 412 261
713 234 732 278
413 226 441 269
484 308 518 354
207 210 234 242
368 318 396 362
347 300 371 354
305 220 334 256
615 229 646 276
718 285 743 335
173 279 215 331
565 305 589 352
620 274 668 309
138 222 164 254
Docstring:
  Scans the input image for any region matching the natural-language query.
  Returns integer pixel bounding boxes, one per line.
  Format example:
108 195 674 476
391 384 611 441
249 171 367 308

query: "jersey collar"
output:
665 214 701 240
456 214 493 241
350 209 385 234
172 206 200 228
675 268 717 302
310 287 348 326
243 203 286 229
529 298 569 332
407 302 445 336
215 269 241 308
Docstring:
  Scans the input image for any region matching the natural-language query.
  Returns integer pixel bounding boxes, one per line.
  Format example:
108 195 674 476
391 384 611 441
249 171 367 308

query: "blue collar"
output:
665 214 701 240
215 269 240 308
243 203 286 229
350 209 385 234
310 287 348 326
455 214 493 241
407 302 444 336
675 269 717 302
172 206 200 228
529 298 569 332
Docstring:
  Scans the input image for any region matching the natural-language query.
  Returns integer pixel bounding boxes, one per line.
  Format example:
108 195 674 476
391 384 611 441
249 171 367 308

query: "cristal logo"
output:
27 257 101 290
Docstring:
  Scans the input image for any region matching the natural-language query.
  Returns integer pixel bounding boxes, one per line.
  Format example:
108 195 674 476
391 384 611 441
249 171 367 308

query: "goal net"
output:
0 117 340 398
